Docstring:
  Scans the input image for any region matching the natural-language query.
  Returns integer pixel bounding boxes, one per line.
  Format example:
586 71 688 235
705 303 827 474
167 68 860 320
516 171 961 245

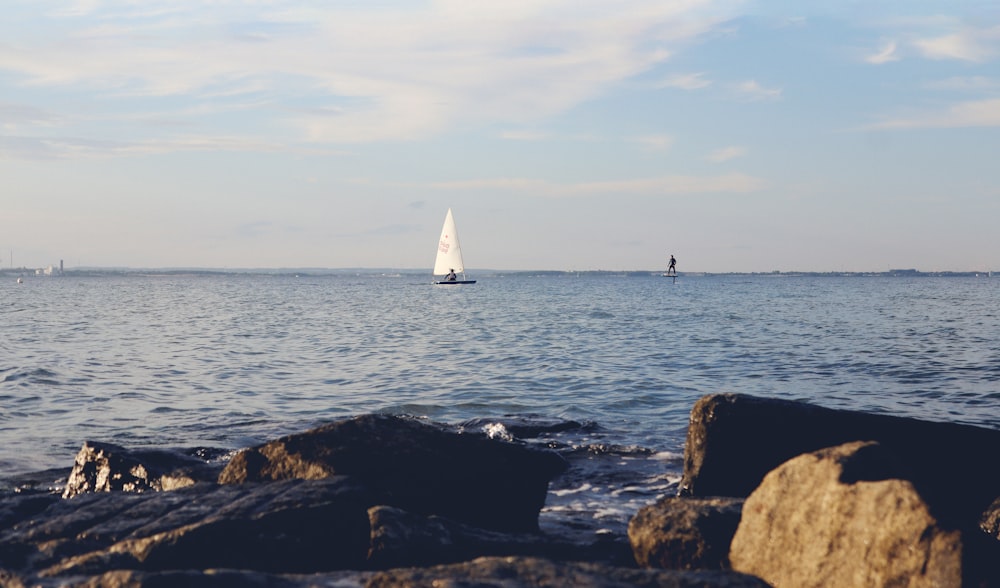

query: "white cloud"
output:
924 76 1000 91
779 16 807 28
496 129 596 142
0 102 59 127
866 40 900 64
633 134 673 151
500 131 550 141
706 146 746 162
0 1 740 147
429 173 765 197
500 130 551 141
733 80 782 101
0 132 317 161
867 98 1000 130
913 26 1000 62
658 72 711 90
49 0 104 18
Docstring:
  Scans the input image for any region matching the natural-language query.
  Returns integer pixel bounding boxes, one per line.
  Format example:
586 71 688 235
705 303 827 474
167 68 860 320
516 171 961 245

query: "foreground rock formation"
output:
0 413 766 586
2 397 998 586
628 393 1000 586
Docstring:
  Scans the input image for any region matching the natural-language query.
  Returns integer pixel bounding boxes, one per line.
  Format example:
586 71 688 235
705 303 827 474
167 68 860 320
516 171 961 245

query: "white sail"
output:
433 208 466 275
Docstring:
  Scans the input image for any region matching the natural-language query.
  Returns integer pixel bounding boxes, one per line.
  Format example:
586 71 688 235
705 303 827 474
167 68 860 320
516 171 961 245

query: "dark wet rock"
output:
0 491 148 571
0 491 61 530
680 393 1000 524
0 477 373 578
730 441 999 587
368 504 542 569
365 556 771 588
367 505 633 569
14 560 768 588
629 496 744 571
62 441 224 498
4 467 70 496
218 414 568 532
28 569 373 588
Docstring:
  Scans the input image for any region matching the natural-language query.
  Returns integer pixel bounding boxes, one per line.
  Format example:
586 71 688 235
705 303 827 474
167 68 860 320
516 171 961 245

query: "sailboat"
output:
432 208 476 285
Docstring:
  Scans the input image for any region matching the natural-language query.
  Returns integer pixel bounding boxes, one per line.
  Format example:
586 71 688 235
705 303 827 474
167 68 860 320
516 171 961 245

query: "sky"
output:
2 1 999 273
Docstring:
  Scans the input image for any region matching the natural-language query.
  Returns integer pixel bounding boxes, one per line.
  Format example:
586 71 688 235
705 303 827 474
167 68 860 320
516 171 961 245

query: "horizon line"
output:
2 266 994 276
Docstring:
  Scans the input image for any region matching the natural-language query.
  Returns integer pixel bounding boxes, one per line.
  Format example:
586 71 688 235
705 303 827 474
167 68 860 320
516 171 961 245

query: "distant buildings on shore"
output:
4 259 64 277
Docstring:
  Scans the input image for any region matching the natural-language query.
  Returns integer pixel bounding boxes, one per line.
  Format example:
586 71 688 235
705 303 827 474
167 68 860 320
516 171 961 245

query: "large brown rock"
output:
218 414 567 532
680 393 1000 524
730 441 996 587
629 496 744 570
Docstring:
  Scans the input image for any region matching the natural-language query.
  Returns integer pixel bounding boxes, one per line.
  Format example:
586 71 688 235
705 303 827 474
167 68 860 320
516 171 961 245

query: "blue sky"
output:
2 1 998 272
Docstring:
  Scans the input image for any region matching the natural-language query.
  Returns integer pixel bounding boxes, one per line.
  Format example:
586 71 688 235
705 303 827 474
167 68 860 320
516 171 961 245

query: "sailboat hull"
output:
433 280 477 285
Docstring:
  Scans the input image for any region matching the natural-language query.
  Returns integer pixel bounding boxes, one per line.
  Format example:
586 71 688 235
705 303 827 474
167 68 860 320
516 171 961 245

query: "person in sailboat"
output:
445 269 457 281
667 255 677 276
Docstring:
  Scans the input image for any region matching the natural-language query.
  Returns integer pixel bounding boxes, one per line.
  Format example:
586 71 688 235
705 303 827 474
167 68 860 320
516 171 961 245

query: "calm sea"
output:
2 271 999 536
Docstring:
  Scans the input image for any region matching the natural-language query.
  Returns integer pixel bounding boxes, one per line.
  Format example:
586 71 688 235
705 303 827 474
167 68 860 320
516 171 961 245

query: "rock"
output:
367 505 632 569
729 441 998 587
0 491 155 572
368 504 541 568
5 558 771 588
36 569 373 587
0 477 373 578
680 393 1000 524
218 414 568 532
629 496 744 570
0 569 28 588
62 441 223 498
981 496 1000 540
0 491 60 530
365 555 772 588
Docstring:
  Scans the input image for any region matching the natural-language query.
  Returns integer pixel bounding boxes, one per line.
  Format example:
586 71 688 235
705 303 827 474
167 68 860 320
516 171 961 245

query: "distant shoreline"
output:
1 268 993 279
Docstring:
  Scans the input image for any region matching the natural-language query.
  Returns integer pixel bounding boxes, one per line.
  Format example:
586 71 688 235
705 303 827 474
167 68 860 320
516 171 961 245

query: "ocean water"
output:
2 271 999 537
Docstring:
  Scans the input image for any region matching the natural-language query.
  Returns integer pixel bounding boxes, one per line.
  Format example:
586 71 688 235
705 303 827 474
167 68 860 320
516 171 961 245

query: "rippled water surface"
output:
2 272 999 531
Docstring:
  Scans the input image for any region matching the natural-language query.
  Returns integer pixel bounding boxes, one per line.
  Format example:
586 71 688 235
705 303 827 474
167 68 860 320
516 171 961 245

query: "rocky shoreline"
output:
1 394 998 587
